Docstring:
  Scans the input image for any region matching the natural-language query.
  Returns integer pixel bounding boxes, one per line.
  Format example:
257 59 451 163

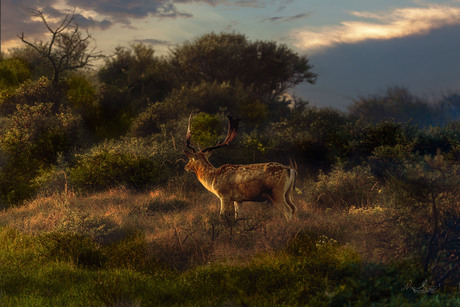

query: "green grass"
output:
1 225 458 306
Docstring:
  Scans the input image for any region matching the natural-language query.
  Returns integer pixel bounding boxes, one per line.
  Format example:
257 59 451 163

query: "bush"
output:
130 82 265 138
0 103 83 205
349 120 409 164
69 137 181 192
308 165 381 211
66 73 101 135
381 155 460 286
270 106 350 172
0 77 66 116
39 232 106 268
0 58 31 91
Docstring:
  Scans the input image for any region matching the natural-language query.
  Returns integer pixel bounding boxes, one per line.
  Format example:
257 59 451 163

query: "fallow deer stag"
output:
183 115 297 220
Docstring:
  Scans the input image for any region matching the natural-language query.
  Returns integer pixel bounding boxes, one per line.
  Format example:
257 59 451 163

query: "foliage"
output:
188 112 222 149
270 105 350 172
69 137 181 192
349 119 409 167
1 224 457 306
382 154 460 287
0 103 82 167
99 44 171 106
308 165 381 211
169 32 317 101
0 76 66 116
0 58 31 91
8 45 54 79
130 81 267 138
0 103 82 205
65 72 101 136
350 86 460 127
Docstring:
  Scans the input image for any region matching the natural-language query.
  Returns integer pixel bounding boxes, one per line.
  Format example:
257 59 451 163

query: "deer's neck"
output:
194 162 218 193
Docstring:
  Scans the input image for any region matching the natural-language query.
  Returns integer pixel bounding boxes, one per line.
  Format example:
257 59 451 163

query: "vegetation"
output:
0 14 458 305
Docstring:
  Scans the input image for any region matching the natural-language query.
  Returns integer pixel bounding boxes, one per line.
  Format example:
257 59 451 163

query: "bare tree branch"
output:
17 8 103 84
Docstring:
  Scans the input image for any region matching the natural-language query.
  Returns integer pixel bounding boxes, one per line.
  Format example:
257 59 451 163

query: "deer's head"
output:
183 114 239 173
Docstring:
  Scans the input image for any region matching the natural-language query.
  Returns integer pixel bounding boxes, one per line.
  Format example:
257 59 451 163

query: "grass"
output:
0 181 458 306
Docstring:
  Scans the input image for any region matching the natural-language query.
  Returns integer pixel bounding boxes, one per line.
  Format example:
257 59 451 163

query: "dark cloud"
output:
65 0 193 24
133 38 174 46
175 0 263 8
2 0 114 48
295 24 460 110
285 12 311 21
261 12 311 23
75 14 113 30
2 0 53 42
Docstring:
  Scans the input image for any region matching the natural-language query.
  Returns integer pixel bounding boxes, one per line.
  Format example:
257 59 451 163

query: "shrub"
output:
270 106 350 172
0 77 66 116
349 120 409 164
381 155 460 287
0 103 83 205
39 232 106 268
69 137 181 192
1 103 82 166
130 82 264 138
0 58 31 91
308 165 381 211
66 73 100 134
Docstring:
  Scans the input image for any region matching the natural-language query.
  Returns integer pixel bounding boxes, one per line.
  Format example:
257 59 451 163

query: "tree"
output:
98 43 171 108
349 87 433 127
18 8 101 84
168 32 317 101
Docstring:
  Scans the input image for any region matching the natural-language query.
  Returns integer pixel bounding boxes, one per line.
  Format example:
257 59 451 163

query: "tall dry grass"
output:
0 177 397 271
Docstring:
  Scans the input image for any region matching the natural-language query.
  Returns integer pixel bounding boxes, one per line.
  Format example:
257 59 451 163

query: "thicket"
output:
0 29 459 304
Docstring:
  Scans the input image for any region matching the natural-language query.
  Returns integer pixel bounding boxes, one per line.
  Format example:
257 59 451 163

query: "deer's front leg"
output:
234 201 241 220
219 198 232 218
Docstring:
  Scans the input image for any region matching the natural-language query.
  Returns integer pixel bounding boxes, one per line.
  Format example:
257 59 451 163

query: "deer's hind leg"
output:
285 171 297 215
268 192 294 221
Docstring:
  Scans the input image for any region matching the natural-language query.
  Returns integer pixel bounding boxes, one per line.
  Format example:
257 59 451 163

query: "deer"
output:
183 115 297 220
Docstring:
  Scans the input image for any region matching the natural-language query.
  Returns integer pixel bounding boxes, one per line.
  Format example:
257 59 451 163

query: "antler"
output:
185 114 196 152
202 115 240 153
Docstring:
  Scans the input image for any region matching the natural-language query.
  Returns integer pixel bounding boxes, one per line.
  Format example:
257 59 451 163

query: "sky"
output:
1 0 460 110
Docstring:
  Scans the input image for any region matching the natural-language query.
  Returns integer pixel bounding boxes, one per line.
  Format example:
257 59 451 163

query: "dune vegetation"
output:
0 15 459 305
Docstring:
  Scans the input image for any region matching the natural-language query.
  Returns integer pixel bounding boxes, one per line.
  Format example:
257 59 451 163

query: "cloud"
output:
132 38 174 46
64 0 265 25
65 0 193 24
262 12 311 23
295 23 460 110
75 14 113 30
175 0 263 7
293 5 460 52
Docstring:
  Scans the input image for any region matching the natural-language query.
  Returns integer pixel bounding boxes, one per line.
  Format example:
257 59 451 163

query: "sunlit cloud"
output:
293 5 460 52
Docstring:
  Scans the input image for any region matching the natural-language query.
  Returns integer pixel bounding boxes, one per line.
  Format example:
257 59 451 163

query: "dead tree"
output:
18 8 102 84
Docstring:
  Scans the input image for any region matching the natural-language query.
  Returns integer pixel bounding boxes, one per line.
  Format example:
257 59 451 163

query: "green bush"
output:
69 137 181 192
308 165 381 211
130 82 264 138
39 232 107 268
381 155 460 286
0 76 66 116
0 58 31 91
270 106 350 172
349 120 409 164
0 103 83 205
